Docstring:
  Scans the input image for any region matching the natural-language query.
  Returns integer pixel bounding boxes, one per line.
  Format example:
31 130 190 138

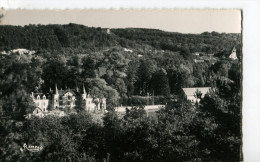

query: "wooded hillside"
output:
0 24 242 161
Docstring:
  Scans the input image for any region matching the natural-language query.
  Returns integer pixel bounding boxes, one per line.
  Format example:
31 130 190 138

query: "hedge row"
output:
120 95 166 106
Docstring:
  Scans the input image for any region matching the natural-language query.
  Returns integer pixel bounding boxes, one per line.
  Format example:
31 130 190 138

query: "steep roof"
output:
55 84 59 95
33 93 50 99
82 84 86 94
49 89 76 96
182 87 211 97
58 90 76 96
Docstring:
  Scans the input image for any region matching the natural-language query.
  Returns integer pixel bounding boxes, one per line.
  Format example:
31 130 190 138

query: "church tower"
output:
53 84 59 109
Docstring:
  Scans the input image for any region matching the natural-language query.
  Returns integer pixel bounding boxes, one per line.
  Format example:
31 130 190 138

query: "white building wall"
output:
31 92 107 114
33 96 49 112
187 96 200 104
86 98 96 112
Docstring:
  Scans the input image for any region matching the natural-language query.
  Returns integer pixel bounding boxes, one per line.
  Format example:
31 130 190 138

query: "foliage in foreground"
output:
0 89 241 162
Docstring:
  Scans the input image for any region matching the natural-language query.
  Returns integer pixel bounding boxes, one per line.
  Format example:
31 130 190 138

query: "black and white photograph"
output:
0 2 258 161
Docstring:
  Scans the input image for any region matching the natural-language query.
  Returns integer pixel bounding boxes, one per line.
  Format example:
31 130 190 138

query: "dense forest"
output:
0 24 242 161
0 24 241 56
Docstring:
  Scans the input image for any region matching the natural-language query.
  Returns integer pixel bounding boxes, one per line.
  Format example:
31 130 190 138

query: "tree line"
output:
0 24 241 56
0 46 240 115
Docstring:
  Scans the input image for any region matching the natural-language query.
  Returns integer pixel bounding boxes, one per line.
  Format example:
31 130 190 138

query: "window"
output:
37 96 40 100
43 102 45 106
43 96 46 100
37 103 39 106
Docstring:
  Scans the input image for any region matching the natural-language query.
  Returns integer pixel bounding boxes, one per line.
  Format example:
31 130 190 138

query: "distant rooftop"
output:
182 87 211 97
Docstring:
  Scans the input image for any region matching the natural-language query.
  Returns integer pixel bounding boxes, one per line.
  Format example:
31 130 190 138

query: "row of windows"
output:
54 101 75 106
36 101 105 108
36 96 47 100
36 108 46 114
61 96 73 100
37 102 47 106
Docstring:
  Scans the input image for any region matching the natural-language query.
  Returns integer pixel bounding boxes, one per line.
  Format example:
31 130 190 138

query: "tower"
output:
53 84 59 109
81 83 87 100
81 83 87 110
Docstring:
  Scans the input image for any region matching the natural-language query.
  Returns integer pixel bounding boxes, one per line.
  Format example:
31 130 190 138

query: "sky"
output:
1 9 241 34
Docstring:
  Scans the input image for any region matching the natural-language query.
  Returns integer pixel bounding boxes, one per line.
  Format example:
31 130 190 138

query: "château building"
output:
30 84 106 117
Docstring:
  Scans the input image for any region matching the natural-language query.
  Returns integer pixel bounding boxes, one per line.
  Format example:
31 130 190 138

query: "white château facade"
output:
30 84 106 117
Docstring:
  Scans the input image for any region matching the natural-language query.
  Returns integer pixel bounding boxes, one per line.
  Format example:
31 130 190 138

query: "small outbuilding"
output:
182 87 211 104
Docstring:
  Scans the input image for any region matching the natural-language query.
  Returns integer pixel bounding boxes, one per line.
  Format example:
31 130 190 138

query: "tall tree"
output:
135 58 155 95
151 68 170 96
0 53 39 120
81 56 96 80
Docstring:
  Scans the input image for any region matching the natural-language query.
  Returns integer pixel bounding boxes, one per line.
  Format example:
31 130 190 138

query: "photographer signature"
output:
21 143 43 152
